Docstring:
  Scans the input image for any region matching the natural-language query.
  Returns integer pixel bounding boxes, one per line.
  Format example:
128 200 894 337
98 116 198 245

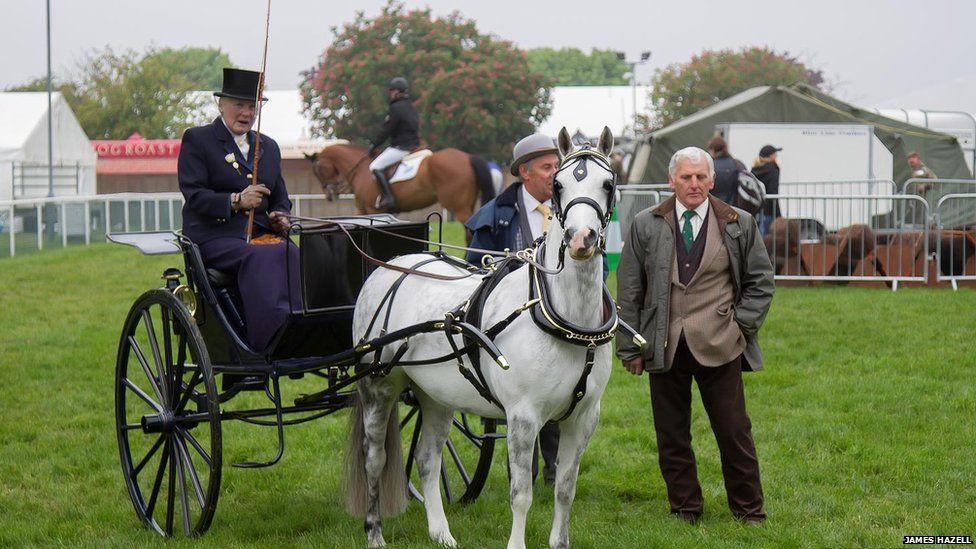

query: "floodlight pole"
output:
616 51 651 139
45 0 56 242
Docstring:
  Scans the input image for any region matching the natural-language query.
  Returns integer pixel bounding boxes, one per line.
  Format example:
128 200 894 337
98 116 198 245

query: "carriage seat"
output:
206 268 235 288
204 268 247 335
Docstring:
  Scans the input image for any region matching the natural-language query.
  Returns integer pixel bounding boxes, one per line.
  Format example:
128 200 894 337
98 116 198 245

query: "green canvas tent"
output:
629 83 971 185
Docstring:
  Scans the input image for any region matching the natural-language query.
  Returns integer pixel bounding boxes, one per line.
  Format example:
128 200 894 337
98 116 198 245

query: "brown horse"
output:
305 143 495 224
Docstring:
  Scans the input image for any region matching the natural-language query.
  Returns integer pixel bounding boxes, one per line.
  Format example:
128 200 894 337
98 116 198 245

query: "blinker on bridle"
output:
551 145 617 231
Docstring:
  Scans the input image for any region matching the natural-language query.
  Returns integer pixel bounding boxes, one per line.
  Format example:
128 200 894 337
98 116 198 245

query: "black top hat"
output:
213 68 268 102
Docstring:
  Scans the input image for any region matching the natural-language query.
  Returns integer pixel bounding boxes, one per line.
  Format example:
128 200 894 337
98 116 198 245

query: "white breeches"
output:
369 147 410 171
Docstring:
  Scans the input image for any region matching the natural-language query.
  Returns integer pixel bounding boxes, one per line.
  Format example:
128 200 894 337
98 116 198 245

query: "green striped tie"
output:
681 210 696 250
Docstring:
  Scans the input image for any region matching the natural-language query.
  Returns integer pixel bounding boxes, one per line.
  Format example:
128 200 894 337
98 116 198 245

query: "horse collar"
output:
528 244 618 347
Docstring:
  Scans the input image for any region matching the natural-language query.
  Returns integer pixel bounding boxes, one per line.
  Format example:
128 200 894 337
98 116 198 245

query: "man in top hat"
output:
368 76 420 210
178 67 300 351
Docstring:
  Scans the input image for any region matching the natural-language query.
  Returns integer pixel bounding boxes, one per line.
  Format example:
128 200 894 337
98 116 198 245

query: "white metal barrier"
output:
934 193 976 286
765 194 930 285
0 193 346 258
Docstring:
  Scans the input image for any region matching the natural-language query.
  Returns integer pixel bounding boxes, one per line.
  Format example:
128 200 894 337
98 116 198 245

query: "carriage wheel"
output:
400 394 497 504
115 289 222 537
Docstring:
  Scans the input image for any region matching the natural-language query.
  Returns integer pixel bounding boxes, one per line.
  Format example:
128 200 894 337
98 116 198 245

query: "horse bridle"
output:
551 146 617 237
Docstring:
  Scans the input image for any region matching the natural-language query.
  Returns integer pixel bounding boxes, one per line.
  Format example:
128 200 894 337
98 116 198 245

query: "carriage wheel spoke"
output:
440 459 453 502
141 309 169 406
174 439 193 535
165 443 177 536
399 406 418 429
132 435 166 477
445 438 471 487
146 438 171 521
178 426 212 468
174 369 203 413
175 433 206 509
129 336 165 406
123 378 163 413
452 417 483 449
161 306 177 398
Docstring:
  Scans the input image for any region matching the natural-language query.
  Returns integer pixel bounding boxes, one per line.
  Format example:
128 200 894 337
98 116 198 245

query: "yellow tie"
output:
536 203 552 235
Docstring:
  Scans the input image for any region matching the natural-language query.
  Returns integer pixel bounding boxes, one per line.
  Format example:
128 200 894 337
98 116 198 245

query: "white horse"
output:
345 127 617 549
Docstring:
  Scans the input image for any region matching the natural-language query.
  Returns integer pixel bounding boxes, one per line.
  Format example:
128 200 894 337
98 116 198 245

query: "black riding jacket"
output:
373 96 420 150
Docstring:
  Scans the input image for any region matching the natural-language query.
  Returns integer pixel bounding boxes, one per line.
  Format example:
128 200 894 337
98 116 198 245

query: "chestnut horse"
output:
306 143 495 223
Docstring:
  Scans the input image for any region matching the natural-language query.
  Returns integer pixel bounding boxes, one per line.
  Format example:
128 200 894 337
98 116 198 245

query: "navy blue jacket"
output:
178 118 291 244
465 182 523 266
465 182 609 278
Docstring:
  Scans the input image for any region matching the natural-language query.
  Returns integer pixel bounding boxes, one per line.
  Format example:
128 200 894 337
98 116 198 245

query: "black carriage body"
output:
183 215 428 369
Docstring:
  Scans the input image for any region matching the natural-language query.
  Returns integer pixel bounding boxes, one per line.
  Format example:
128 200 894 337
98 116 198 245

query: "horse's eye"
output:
603 179 614 192
553 181 563 192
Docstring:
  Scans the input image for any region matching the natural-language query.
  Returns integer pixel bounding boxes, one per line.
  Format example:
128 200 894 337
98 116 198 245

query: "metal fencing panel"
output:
934 194 976 284
765 194 930 284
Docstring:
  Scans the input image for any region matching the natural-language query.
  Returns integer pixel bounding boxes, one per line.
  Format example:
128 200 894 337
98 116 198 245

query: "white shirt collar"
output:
675 197 710 221
520 184 550 211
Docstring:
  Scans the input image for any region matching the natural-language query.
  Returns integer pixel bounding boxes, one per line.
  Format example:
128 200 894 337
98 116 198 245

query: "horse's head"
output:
553 126 617 262
305 148 345 201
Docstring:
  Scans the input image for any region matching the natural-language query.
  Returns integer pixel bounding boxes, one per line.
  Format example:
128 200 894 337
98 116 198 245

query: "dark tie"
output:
681 210 696 250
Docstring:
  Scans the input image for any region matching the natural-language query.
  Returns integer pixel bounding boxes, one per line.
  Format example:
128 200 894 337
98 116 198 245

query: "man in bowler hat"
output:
178 67 300 351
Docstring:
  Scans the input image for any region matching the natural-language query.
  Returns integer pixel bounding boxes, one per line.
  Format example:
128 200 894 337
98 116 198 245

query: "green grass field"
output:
1 226 975 548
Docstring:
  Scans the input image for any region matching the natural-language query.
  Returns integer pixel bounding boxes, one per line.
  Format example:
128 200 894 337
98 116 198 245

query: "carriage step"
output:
294 390 355 408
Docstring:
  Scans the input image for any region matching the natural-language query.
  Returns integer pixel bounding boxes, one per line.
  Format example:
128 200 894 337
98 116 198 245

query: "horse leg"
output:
413 390 458 547
358 375 408 548
506 412 541 549
548 405 600 549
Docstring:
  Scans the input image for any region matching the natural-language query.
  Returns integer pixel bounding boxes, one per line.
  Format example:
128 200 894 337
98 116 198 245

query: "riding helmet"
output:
388 77 409 91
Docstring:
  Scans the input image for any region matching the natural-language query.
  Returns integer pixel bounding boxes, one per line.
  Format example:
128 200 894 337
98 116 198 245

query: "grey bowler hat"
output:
510 134 557 176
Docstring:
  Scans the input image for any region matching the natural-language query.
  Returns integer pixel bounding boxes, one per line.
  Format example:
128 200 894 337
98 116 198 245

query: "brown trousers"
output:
648 336 765 519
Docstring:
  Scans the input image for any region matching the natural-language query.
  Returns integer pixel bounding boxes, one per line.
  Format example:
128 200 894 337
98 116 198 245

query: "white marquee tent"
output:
0 91 96 201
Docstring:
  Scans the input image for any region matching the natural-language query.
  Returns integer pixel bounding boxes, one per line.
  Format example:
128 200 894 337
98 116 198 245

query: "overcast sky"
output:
4 0 975 110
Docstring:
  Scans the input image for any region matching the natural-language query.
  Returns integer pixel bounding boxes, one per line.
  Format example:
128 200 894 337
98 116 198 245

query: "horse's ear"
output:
303 152 318 162
557 127 573 158
597 126 614 158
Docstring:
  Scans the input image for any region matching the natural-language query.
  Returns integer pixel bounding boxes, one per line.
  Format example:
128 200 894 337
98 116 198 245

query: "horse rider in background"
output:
368 76 420 210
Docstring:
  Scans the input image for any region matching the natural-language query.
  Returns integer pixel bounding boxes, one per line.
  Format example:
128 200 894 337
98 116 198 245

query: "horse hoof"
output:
431 531 457 547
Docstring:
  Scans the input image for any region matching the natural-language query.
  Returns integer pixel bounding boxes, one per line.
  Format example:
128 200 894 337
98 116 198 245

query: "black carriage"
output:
110 215 500 537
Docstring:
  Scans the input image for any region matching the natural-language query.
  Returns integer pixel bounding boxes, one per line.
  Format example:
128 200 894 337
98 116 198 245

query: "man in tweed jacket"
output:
615 146 774 525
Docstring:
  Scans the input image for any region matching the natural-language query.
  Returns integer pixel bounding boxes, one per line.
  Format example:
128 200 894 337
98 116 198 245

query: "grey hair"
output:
668 146 715 178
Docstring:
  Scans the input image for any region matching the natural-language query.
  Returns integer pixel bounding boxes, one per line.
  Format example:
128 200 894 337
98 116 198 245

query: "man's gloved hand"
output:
268 211 291 234
236 184 270 211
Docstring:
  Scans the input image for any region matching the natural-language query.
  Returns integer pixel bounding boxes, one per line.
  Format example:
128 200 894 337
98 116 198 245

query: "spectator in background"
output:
752 145 782 235
707 135 747 205
611 147 628 183
907 151 937 192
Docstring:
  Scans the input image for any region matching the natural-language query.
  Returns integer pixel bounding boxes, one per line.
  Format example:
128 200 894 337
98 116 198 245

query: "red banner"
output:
92 132 181 158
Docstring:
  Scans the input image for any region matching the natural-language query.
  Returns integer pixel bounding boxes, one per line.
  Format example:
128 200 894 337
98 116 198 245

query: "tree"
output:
7 46 233 139
525 47 630 86
301 2 552 160
648 46 827 128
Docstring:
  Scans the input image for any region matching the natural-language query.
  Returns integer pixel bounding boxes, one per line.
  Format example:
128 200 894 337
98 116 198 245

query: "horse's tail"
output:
343 392 408 518
469 155 496 205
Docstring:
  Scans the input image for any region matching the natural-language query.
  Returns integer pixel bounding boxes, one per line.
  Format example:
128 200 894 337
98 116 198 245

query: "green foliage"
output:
7 46 233 139
525 47 630 86
301 2 553 160
2 240 976 546
648 46 827 129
